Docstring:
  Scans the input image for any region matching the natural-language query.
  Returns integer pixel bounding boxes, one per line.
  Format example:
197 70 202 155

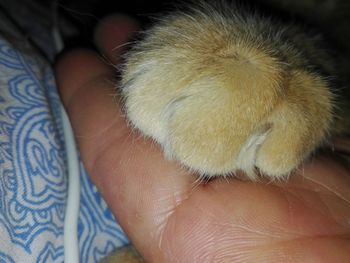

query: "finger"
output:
56 49 124 167
94 14 139 64
55 16 194 260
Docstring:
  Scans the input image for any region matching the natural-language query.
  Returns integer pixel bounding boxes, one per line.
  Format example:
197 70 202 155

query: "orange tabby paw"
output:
121 3 334 180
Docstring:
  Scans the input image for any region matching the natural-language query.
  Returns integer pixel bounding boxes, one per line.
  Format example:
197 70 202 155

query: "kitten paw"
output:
121 4 334 180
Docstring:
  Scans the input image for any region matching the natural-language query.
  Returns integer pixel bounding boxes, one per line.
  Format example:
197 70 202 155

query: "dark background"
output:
55 0 298 44
53 0 350 52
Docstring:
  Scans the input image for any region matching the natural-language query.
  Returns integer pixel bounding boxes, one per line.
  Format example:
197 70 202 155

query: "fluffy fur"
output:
103 2 350 262
120 1 338 180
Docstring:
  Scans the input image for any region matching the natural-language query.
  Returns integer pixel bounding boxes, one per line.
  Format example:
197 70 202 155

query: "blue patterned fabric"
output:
0 9 128 263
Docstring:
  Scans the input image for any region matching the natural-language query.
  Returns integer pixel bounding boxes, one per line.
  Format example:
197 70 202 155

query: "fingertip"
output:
94 14 139 62
55 14 138 105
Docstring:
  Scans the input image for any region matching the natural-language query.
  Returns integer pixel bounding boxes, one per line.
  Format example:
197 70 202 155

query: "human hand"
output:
55 15 350 262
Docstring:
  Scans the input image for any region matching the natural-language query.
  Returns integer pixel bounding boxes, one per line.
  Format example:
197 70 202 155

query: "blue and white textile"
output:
0 8 128 263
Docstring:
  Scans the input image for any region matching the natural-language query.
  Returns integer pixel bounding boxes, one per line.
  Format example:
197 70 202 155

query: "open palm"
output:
55 15 350 262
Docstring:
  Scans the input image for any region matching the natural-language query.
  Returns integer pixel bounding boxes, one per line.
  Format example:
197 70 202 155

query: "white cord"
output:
61 105 80 263
52 2 81 262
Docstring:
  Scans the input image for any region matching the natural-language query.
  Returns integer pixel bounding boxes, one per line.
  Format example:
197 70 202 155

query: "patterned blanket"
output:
0 6 128 263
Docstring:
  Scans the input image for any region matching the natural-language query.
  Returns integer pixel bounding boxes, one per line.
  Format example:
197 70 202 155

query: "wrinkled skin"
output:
55 15 350 263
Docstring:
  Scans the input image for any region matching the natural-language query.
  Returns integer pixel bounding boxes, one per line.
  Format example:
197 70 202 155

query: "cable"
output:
52 1 81 262
61 105 80 263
